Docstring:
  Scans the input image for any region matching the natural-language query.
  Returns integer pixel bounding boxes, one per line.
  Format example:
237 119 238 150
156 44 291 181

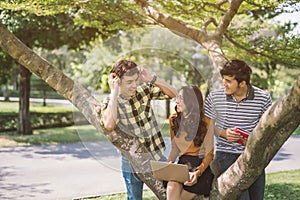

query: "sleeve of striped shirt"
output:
263 92 272 112
204 92 215 120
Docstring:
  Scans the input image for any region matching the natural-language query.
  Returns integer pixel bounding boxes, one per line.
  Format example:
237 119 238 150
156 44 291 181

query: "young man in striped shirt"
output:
96 59 176 200
204 59 272 200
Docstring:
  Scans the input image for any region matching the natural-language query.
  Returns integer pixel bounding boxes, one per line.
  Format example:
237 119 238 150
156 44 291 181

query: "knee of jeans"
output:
123 172 142 184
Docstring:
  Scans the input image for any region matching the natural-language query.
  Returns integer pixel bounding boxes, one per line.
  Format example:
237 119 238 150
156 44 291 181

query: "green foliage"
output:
0 111 88 132
0 9 99 49
98 66 111 93
0 8 100 92
0 101 89 133
0 0 142 38
1 0 299 96
0 50 16 85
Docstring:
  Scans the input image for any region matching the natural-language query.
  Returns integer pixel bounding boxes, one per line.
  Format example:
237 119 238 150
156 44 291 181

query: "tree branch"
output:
217 0 228 7
224 33 300 67
216 0 243 35
202 17 218 32
134 0 226 90
134 0 207 44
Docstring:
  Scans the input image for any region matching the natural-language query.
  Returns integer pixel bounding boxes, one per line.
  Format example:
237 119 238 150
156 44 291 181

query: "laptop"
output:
150 160 190 183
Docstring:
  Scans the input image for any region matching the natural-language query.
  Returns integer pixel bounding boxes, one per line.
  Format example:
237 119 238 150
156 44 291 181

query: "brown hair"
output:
110 59 139 78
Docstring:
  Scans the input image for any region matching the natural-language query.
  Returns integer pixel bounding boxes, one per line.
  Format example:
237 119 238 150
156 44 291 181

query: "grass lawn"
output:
0 125 108 146
0 101 74 114
75 169 300 200
265 169 300 200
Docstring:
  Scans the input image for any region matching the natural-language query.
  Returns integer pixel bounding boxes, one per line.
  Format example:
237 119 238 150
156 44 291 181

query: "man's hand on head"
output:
139 68 153 83
108 73 120 88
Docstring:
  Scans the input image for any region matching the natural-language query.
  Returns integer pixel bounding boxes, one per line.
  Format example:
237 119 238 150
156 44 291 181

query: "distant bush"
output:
0 111 89 132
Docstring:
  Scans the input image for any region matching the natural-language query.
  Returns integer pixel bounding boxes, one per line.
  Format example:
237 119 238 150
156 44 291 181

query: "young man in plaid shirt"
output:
97 59 176 200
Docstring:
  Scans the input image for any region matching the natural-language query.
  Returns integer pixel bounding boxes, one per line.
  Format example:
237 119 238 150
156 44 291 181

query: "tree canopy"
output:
1 0 299 68
1 0 298 91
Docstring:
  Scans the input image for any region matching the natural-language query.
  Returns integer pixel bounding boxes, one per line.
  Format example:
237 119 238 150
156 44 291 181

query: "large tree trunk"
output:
0 20 299 200
18 65 32 135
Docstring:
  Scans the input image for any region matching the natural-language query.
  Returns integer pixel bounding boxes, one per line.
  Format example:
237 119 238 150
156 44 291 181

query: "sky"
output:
274 3 300 35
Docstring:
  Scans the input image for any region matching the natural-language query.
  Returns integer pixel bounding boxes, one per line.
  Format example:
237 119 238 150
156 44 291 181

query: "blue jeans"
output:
216 151 265 200
122 155 143 200
122 155 167 200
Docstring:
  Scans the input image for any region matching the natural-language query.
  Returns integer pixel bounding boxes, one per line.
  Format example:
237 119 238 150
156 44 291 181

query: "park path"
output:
1 136 300 200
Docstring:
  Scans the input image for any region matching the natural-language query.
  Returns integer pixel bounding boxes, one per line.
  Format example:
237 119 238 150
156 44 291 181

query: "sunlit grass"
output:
0 101 73 114
0 125 106 146
76 170 300 200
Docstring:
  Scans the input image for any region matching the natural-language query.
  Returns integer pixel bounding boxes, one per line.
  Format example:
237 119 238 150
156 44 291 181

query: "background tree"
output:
0 9 99 134
0 0 299 199
0 51 16 101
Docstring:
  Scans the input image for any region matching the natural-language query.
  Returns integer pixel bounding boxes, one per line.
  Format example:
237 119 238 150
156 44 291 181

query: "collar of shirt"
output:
226 84 255 101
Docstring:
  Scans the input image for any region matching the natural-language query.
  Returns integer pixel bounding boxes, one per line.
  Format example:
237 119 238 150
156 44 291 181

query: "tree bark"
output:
18 65 32 135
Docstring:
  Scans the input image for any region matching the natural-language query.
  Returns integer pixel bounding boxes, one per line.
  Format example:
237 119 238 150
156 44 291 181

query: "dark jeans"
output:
216 151 265 200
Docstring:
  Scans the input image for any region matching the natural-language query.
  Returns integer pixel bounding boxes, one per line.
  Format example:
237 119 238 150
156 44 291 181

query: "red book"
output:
234 128 250 145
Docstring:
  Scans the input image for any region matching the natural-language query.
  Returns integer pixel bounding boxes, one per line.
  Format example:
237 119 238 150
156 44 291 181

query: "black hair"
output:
220 59 252 84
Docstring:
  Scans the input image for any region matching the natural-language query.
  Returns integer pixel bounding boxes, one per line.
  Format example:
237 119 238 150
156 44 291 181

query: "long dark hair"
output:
171 86 207 147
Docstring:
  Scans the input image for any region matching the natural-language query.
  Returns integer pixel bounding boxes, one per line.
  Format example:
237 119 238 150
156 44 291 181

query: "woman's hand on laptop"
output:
183 171 198 186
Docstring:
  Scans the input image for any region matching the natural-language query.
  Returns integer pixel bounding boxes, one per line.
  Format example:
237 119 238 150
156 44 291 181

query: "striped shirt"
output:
204 85 272 154
100 83 170 160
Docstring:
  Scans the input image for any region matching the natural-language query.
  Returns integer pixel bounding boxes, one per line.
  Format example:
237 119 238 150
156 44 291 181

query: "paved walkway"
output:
1 136 300 200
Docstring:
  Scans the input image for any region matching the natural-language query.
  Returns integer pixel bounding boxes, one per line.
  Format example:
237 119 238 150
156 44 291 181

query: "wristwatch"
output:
150 75 157 85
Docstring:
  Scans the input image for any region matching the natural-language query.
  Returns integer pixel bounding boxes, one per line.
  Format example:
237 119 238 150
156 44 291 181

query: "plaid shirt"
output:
100 83 170 160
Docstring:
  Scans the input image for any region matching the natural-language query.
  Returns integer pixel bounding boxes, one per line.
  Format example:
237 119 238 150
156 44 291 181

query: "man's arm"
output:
139 68 177 98
204 116 242 144
98 73 120 131
153 76 177 98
